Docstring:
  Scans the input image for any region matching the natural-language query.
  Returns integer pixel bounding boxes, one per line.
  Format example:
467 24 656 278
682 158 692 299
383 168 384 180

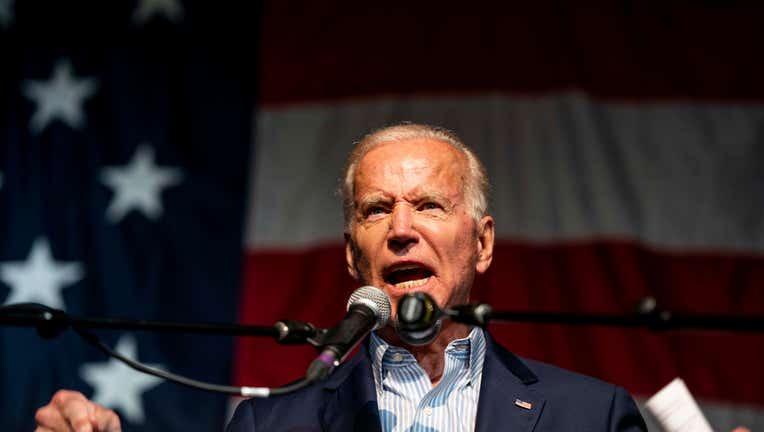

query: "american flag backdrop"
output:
2 1 764 431
1 1 257 430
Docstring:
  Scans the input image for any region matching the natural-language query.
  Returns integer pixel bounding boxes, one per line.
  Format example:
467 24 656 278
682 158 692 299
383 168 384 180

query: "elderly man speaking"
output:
35 123 647 432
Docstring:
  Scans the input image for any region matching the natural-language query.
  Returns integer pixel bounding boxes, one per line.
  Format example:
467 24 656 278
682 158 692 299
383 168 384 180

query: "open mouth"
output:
383 264 434 289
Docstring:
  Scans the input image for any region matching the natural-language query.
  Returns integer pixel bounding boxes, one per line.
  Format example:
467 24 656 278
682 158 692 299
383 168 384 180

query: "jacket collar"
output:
319 332 545 432
320 345 382 431
474 332 545 432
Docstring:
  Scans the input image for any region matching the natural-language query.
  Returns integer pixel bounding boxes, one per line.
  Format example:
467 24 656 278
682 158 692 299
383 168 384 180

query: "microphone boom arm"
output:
0 303 319 343
1 302 323 398
396 293 764 333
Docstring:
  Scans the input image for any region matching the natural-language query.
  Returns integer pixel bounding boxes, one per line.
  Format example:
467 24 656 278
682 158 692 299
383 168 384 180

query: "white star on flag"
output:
0 0 14 29
0 237 84 310
21 58 99 134
80 334 165 424
100 144 184 223
133 0 184 25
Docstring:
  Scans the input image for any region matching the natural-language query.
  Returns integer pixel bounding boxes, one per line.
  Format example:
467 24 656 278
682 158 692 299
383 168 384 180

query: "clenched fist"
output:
35 390 121 432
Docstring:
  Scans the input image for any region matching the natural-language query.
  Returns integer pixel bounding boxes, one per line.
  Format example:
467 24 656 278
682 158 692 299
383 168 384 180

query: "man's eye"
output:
366 206 386 216
420 202 442 211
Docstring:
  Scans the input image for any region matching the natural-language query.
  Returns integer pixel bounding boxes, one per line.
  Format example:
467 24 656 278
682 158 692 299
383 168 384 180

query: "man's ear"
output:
475 216 494 274
344 232 359 280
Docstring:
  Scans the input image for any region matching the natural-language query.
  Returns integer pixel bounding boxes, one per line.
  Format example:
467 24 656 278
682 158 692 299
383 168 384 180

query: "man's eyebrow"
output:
356 193 392 207
357 191 455 207
412 191 452 204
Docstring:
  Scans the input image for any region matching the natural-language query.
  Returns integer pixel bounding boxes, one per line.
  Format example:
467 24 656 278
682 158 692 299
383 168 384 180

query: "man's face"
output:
345 138 494 318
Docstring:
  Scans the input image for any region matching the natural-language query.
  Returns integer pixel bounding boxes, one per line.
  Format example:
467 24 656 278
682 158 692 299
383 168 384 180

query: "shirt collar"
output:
368 327 486 385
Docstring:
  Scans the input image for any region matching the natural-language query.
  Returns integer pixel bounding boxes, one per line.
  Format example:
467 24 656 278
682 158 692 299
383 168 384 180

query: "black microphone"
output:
394 292 443 345
306 286 391 381
395 292 493 344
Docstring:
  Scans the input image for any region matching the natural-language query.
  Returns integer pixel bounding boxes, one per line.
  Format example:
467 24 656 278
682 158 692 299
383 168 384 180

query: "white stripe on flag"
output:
248 92 764 253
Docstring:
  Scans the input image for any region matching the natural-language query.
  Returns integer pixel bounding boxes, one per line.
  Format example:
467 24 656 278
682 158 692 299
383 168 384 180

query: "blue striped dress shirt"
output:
368 327 487 432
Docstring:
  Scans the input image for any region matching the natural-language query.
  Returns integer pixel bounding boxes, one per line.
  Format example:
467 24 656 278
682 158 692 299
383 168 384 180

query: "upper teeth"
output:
394 277 430 289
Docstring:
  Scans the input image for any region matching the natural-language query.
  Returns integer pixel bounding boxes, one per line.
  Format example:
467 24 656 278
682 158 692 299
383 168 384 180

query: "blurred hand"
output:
731 428 750 432
35 390 121 432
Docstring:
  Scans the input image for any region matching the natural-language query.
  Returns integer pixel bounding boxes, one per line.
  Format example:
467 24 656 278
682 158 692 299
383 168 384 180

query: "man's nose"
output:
387 203 418 251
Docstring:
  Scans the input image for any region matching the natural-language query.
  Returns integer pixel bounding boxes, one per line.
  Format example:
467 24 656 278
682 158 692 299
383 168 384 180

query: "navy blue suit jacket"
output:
227 333 647 431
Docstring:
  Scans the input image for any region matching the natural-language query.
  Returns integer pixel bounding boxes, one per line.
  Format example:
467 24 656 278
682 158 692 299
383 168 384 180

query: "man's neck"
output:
376 321 473 387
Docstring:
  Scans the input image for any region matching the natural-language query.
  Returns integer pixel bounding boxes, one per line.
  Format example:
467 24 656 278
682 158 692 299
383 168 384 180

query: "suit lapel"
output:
475 334 545 432
317 333 545 432
320 348 382 432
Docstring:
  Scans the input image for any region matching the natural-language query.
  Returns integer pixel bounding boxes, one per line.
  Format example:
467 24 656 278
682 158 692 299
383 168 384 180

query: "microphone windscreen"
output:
394 292 443 346
346 286 391 329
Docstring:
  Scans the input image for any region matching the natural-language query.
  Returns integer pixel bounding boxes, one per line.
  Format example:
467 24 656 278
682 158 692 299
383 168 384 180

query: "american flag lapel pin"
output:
514 398 533 410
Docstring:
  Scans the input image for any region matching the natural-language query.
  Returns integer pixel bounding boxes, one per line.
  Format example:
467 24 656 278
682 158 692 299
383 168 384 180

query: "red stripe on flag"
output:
235 245 355 385
234 240 764 405
259 3 764 105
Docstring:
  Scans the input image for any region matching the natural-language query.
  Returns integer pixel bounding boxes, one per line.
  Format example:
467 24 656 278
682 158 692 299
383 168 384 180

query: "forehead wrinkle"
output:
354 138 469 204
357 186 462 216
403 188 454 204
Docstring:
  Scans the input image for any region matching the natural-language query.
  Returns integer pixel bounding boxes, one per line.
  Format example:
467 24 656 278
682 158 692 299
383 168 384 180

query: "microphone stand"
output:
1 303 324 397
0 303 318 343
396 292 764 333
448 297 764 332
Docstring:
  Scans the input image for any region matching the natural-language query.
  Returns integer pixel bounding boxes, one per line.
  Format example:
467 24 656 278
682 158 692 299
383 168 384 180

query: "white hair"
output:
340 122 490 230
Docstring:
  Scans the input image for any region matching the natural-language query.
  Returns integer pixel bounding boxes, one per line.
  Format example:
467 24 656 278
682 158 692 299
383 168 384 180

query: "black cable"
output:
72 326 314 397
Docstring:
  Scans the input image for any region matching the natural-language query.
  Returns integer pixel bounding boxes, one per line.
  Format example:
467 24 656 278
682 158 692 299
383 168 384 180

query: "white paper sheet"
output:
645 378 714 432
